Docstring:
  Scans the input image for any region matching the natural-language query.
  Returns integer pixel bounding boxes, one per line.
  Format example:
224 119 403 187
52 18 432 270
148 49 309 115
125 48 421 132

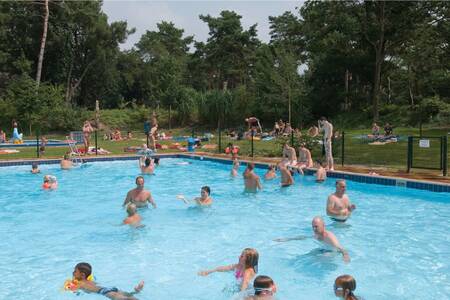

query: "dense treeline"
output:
0 1 449 133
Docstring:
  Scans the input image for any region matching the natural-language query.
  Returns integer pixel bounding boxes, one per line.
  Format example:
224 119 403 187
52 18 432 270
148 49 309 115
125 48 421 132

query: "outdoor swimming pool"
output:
0 158 448 299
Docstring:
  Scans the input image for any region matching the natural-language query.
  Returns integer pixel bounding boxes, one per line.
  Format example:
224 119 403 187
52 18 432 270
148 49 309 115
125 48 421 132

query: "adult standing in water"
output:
318 116 334 170
244 163 262 192
123 176 157 208
274 216 350 263
327 180 356 222
82 120 94 154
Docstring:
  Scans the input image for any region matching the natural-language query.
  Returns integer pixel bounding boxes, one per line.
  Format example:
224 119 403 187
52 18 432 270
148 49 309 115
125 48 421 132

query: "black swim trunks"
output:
97 287 119 295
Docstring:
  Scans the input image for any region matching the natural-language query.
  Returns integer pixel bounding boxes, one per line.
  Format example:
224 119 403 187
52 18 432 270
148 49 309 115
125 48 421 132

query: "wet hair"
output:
75 262 92 279
145 158 151 167
253 275 274 295
336 179 346 186
268 165 274 170
154 157 160 165
136 176 144 184
320 116 327 121
126 203 137 216
201 186 210 195
247 163 255 171
335 275 357 300
242 248 259 273
32 162 38 169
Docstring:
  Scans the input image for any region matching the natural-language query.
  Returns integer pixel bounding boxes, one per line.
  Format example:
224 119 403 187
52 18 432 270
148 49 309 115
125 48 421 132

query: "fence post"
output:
443 136 448 176
290 131 294 146
341 131 345 167
36 129 40 158
407 136 413 173
95 130 98 156
251 130 254 157
218 126 222 154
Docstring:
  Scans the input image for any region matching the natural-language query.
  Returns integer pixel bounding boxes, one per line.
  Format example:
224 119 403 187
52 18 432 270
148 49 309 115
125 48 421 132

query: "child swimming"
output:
245 275 277 299
68 262 144 300
334 274 360 300
123 204 142 227
198 248 259 291
42 175 57 189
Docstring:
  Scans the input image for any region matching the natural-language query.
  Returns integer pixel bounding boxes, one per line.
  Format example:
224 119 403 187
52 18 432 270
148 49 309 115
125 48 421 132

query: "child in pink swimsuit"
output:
198 248 259 291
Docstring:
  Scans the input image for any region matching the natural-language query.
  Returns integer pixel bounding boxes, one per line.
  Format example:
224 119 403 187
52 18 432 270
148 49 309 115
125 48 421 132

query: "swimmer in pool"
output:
123 176 156 208
231 158 240 177
60 154 73 170
43 175 57 189
334 274 360 300
315 160 327 182
264 165 276 181
278 162 294 187
31 162 40 174
274 216 350 263
177 186 213 206
123 204 142 227
138 156 154 175
244 163 262 192
245 275 277 299
198 248 259 291
327 180 355 222
70 262 144 300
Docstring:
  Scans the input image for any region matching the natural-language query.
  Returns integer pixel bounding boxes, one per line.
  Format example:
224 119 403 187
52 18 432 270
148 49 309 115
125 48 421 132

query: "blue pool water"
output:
0 158 449 299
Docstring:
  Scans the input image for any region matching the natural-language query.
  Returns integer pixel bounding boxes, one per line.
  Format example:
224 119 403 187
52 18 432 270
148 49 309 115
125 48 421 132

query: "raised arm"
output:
198 264 237 276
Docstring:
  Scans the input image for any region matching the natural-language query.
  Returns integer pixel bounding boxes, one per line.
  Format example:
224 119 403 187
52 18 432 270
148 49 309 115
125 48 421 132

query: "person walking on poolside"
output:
139 156 154 175
318 116 334 170
82 120 94 154
244 163 262 192
315 160 327 182
278 162 294 187
327 180 355 222
274 216 350 263
334 274 359 300
61 154 73 170
123 204 142 227
298 143 313 170
231 158 240 177
282 143 297 167
198 248 259 291
68 262 144 300
123 176 156 208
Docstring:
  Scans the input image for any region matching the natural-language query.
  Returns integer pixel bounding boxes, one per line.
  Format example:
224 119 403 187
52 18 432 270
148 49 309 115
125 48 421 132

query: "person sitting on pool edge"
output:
70 262 144 300
327 180 356 222
274 216 350 263
198 248 259 291
316 160 327 182
139 156 154 175
245 275 277 299
61 154 73 170
31 162 40 174
334 274 360 300
123 176 156 209
244 163 262 192
123 204 142 227
177 186 213 206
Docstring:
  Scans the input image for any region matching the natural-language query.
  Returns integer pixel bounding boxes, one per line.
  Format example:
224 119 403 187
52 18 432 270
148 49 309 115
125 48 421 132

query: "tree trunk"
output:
372 47 383 122
65 59 74 105
35 0 49 89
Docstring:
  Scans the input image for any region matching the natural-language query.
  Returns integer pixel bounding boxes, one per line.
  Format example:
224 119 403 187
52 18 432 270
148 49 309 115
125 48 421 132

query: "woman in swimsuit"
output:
198 248 259 291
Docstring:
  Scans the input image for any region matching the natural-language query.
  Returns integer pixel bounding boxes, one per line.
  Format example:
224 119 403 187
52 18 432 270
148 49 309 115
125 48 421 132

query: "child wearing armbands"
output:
65 262 144 300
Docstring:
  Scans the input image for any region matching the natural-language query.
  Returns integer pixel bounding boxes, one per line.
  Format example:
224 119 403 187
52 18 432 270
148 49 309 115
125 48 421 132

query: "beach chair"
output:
67 136 83 165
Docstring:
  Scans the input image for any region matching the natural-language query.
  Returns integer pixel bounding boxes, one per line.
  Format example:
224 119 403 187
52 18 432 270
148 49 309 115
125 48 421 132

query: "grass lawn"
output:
1 127 449 177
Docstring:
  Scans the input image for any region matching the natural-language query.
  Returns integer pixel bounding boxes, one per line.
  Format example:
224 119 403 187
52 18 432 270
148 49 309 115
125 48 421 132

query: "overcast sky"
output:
102 0 302 50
